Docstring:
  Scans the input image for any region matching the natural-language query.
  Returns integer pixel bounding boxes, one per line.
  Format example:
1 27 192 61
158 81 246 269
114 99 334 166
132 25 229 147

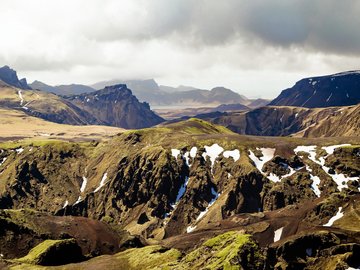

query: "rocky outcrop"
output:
0 65 31 89
65 84 164 129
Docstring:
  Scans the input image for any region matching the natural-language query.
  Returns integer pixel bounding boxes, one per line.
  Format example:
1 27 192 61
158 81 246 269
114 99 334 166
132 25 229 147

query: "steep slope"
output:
65 84 164 129
0 83 164 129
0 84 99 125
0 66 31 90
209 104 360 137
270 71 360 108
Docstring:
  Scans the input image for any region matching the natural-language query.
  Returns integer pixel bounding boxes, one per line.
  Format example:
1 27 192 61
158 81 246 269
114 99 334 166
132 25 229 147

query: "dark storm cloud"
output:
89 0 360 55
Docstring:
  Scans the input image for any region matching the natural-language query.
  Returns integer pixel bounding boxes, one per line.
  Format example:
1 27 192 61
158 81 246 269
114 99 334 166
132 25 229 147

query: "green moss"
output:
16 240 68 264
180 231 264 270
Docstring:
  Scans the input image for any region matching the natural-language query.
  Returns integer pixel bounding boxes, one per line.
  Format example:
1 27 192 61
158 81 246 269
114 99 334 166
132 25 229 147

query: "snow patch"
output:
171 149 181 159
80 176 88 193
202 144 224 167
74 196 82 205
172 177 190 206
15 148 24 154
196 187 220 222
326 93 333 102
295 145 357 191
323 207 344 227
63 200 69 208
186 225 197 233
295 113 299 118
274 227 284 242
322 144 351 156
0 157 6 166
307 166 321 197
94 172 108 193
18 90 24 106
190 147 197 158
248 148 275 174
223 149 240 162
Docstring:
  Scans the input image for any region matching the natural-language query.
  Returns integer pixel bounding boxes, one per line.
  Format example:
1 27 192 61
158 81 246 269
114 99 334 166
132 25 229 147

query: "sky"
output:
1 0 360 98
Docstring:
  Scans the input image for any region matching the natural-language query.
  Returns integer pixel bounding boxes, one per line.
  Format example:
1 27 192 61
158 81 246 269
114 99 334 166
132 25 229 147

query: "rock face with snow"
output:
65 84 164 129
269 71 360 108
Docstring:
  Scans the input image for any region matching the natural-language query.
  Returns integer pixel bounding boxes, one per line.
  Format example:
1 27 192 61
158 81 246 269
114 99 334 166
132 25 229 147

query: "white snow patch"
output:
326 93 333 102
94 172 108 193
248 148 275 174
280 114 284 123
274 227 284 242
307 166 321 197
18 90 24 106
39 133 51 137
86 98 90 102
171 149 181 159
196 188 220 222
312 81 317 86
15 148 24 154
0 157 6 166
227 173 232 178
294 145 318 163
323 207 344 227
74 196 82 205
295 145 358 191
80 176 88 193
322 144 351 156
295 113 299 118
183 151 191 166
202 144 224 167
173 177 190 206
223 149 240 162
63 200 69 208
186 225 197 233
190 147 197 158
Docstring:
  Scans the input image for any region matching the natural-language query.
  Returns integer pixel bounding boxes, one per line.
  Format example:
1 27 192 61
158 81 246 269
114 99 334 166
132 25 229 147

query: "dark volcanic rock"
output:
269 71 360 108
0 65 31 89
65 84 164 129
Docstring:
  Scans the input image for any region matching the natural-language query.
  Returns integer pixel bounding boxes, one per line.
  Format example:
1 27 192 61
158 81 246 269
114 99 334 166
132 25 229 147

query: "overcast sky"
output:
1 0 359 98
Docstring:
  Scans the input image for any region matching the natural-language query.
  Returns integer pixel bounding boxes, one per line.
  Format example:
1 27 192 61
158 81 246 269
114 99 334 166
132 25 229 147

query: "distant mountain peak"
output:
270 71 360 108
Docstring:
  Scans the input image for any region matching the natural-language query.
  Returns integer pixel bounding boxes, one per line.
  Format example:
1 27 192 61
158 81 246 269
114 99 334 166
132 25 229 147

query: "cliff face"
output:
269 71 360 108
209 104 360 137
0 83 164 129
64 84 164 129
0 65 31 89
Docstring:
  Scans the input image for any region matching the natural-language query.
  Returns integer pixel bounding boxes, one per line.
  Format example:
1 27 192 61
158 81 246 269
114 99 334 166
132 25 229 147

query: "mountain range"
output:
29 77 269 109
0 81 163 129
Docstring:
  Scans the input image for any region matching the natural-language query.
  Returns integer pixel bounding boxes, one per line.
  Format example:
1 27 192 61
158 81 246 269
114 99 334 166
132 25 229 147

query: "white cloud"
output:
0 0 359 98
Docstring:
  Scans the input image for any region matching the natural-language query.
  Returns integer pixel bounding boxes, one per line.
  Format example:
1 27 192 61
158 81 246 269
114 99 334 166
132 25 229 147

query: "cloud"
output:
0 0 359 98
